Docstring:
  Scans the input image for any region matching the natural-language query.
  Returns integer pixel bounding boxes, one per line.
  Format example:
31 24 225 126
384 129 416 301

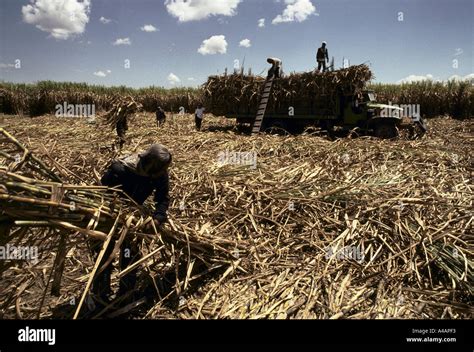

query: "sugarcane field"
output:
0 0 473 348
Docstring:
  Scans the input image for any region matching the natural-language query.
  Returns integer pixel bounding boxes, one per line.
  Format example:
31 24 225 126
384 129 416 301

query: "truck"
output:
220 60 427 139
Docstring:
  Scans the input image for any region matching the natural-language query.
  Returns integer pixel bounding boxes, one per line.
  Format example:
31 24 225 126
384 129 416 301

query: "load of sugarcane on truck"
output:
203 55 427 139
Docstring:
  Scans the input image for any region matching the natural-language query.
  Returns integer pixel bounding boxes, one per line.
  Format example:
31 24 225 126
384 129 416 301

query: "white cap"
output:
322 41 327 45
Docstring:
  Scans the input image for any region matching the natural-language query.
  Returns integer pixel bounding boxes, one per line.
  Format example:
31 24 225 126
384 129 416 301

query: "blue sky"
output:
0 0 472 88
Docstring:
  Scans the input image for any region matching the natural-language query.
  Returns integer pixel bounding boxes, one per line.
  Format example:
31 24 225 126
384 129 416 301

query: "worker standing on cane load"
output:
91 144 171 307
267 57 282 78
316 41 329 72
195 103 205 131
156 106 166 126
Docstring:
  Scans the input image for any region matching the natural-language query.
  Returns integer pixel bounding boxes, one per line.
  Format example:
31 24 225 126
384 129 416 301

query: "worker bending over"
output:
267 57 282 79
91 144 171 306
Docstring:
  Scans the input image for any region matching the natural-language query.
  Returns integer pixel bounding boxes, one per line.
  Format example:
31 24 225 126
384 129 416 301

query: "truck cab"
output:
326 89 407 138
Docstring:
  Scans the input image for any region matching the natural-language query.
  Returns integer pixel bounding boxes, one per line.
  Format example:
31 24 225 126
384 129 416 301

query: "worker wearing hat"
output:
317 41 329 72
91 144 172 306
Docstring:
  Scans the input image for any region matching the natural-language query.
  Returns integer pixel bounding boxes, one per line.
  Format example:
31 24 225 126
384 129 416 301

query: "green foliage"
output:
0 79 472 118
369 81 474 119
0 81 201 116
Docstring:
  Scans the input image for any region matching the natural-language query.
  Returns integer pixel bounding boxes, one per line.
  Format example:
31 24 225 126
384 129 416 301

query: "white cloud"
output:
168 73 181 85
113 37 131 46
165 0 241 22
239 39 251 48
22 0 91 40
141 24 158 32
397 74 433 84
258 18 265 28
463 73 474 82
448 75 462 82
198 35 227 55
99 16 111 24
448 73 474 82
272 0 316 25
397 73 474 84
93 69 111 77
188 77 196 81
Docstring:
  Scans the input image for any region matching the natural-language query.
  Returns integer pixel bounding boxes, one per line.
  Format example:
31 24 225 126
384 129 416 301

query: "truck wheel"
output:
236 123 248 134
263 120 290 135
320 120 335 139
374 121 398 139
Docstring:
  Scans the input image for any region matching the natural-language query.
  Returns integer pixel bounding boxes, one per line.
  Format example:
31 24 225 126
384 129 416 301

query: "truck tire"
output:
320 120 335 139
374 121 398 139
263 119 290 135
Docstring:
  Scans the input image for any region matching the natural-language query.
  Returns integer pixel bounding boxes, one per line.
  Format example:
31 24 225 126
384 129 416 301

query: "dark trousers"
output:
116 123 127 149
195 116 202 131
317 61 326 72
267 67 281 79
91 236 139 300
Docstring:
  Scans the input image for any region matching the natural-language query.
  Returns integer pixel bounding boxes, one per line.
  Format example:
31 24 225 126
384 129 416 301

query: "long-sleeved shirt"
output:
101 155 169 223
317 47 329 62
